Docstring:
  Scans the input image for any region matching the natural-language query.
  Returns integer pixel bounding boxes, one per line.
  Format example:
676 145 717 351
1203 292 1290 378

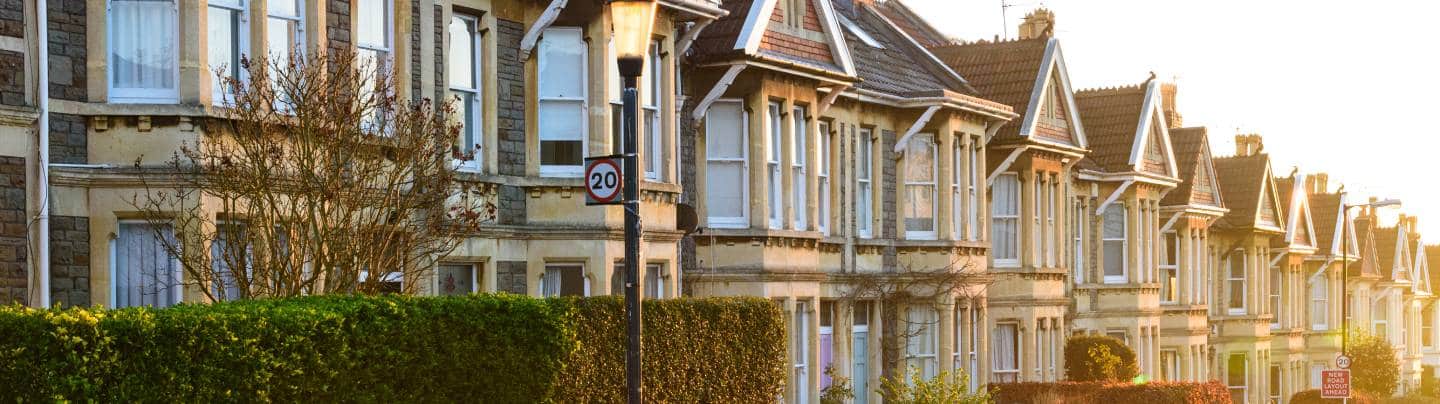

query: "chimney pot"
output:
1017 8 1056 40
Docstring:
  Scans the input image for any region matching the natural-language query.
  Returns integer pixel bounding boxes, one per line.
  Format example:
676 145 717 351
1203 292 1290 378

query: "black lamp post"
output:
609 1 657 403
1341 196 1400 356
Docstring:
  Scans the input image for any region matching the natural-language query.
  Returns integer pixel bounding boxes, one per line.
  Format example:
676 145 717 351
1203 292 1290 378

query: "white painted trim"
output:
1095 180 1135 215
1127 81 1178 177
892 105 940 154
1017 39 1087 148
1283 174 1319 248
1159 211 1182 234
736 0 778 53
691 64 746 121
812 0 855 76
675 19 713 55
518 0 569 60
817 84 847 116
986 146 1028 186
1309 257 1334 283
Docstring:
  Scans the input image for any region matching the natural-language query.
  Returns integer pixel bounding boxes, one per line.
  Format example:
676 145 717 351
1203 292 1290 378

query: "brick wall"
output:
496 260 527 294
327 0 351 57
49 215 88 307
0 157 24 304
881 129 897 271
48 0 85 102
0 50 23 106
0 0 22 37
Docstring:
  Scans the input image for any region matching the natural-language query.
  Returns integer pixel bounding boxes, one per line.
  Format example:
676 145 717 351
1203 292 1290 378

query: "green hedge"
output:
1064 335 1139 382
553 296 786 403
0 294 785 402
1291 389 1379 404
990 381 1231 404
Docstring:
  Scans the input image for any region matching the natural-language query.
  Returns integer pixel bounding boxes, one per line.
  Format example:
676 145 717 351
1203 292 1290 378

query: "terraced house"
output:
1299 174 1354 389
1363 212 1434 393
1270 172 1322 402
683 0 1014 401
928 9 1088 383
1158 122 1227 383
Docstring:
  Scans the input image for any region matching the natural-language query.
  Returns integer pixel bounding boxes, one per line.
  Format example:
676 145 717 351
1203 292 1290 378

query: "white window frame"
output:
1227 353 1248 402
436 262 481 295
991 322 1020 382
265 0 305 112
643 42 663 181
1046 179 1057 267
448 13 484 171
107 0 181 103
1227 250 1247 315
791 105 808 230
768 102 783 229
111 220 183 308
1374 295 1389 340
817 121 831 235
1270 269 1281 329
644 262 665 299
1161 231 1178 303
538 27 588 177
207 0 248 105
210 220 253 301
1310 275 1331 330
857 128 874 238
704 99 749 229
1073 200 1086 284
904 134 937 240
992 173 1020 267
1102 205 1128 284
541 263 589 297
355 0 394 133
905 306 939 381
794 301 810 404
952 138 962 240
1160 349 1178 381
1034 176 1043 264
967 141 980 241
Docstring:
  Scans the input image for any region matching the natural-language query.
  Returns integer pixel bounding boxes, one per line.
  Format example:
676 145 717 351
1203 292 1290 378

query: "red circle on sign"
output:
586 158 623 203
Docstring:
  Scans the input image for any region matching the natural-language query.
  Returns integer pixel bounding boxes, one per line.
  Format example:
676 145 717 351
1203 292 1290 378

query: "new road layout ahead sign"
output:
1321 369 1350 399
584 155 626 206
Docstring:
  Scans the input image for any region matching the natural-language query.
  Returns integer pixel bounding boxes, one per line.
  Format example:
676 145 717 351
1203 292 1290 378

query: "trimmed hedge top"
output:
0 294 784 402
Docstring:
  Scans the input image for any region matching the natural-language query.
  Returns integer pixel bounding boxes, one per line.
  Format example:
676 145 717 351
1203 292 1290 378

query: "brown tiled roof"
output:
690 0 756 64
1427 245 1440 287
1161 127 1212 207
870 0 953 48
1212 154 1272 230
1375 225 1400 280
840 4 971 96
1309 192 1343 255
930 38 1049 140
1074 85 1147 173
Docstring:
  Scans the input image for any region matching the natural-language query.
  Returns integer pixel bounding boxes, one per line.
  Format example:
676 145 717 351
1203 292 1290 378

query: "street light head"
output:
1370 199 1402 209
610 0 657 77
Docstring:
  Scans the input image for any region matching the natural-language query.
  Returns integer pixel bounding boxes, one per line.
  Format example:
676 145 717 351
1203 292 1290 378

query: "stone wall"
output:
880 129 897 271
48 0 85 102
49 113 85 164
327 0 351 58
0 157 25 304
0 0 22 38
495 260 527 294
0 50 23 107
495 18 527 225
49 215 88 307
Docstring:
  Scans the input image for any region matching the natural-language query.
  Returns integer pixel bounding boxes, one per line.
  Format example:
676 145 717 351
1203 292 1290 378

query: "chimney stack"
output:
1305 173 1329 194
1160 83 1182 128
1369 197 1380 220
1233 134 1264 157
1017 8 1056 40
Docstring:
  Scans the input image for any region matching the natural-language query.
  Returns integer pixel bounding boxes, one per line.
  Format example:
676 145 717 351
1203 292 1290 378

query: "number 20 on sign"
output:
584 155 625 206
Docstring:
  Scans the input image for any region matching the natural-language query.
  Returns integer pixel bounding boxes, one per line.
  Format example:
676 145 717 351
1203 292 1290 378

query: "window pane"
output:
111 0 179 93
116 222 179 308
356 0 388 47
539 29 585 98
267 17 299 65
457 91 478 154
905 135 934 182
438 264 475 295
1104 241 1124 277
906 185 934 231
268 0 298 17
539 101 584 141
707 163 744 218
447 17 475 89
1103 207 1125 238
706 103 745 158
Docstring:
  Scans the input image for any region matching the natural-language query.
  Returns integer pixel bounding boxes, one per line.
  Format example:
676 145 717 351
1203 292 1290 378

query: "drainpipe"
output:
36 0 51 308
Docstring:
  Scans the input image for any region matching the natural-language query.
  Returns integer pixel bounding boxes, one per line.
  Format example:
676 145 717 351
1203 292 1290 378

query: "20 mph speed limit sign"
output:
584 155 626 205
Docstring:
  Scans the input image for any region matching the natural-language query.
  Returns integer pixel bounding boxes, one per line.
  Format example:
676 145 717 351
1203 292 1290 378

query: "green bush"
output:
878 368 989 404
551 296 785 403
990 381 1230 404
1291 388 1379 404
1351 330 1401 396
0 294 786 402
1063 335 1139 382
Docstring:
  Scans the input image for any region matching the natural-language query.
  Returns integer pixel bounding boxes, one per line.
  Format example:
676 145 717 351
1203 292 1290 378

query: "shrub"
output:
991 381 1230 404
0 294 572 402
0 294 787 402
879 368 989 404
550 296 786 403
1064 335 1139 382
1291 388 1379 404
1351 330 1401 396
820 366 854 404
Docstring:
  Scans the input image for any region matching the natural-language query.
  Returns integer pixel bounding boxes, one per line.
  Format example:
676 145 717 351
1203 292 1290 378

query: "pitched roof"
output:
690 0 757 64
1212 153 1277 231
1427 245 1440 289
1309 192 1344 255
1375 225 1400 280
867 0 952 47
690 0 853 76
839 4 971 96
1161 126 1222 207
930 38 1050 139
1074 84 1148 173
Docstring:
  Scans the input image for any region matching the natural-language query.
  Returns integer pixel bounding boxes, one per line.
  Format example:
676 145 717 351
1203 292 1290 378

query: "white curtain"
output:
543 268 561 297
991 324 1017 381
110 0 178 94
116 223 178 308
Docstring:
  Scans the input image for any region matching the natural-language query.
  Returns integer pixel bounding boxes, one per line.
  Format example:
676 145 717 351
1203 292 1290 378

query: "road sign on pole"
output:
584 155 626 206
1335 354 1351 369
1321 369 1350 399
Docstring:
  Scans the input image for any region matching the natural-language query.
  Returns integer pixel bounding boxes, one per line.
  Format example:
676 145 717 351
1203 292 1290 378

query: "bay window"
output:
207 0 247 104
1102 205 1127 283
992 173 1020 266
448 13 483 169
113 221 181 308
857 128 874 238
792 105 808 230
768 102 783 228
538 28 587 176
904 134 936 239
109 0 180 103
704 100 748 228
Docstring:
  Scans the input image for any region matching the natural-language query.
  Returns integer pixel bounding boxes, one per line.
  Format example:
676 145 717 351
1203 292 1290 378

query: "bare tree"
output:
131 51 492 301
835 257 990 382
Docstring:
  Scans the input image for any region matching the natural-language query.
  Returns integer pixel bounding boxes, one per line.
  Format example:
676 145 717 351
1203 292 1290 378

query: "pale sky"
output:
905 0 1440 238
